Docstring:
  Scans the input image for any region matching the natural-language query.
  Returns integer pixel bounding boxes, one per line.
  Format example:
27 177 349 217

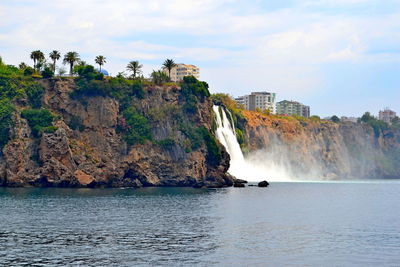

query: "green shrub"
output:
109 78 144 109
330 115 340 123
72 77 144 111
72 79 110 98
24 67 35 76
41 126 58 134
158 138 175 150
179 123 221 164
181 76 210 100
198 127 221 166
235 128 245 146
74 65 104 80
178 76 210 114
25 83 45 108
21 108 56 137
121 107 152 145
41 67 54 78
151 70 169 85
360 112 389 137
0 62 22 77
179 122 203 150
0 62 45 108
0 99 14 151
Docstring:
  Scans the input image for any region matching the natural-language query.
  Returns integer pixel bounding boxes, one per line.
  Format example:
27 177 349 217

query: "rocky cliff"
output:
0 78 233 188
241 111 400 180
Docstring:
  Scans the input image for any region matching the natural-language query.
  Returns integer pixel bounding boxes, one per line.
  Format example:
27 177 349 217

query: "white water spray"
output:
213 105 292 182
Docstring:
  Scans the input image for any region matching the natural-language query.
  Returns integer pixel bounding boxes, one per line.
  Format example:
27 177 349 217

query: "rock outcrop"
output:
242 111 400 179
0 79 234 188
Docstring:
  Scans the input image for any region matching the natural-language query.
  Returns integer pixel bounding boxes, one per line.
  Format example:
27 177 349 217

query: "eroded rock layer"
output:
0 79 233 188
242 111 400 179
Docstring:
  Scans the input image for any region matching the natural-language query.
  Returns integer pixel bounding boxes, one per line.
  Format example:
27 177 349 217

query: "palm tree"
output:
162 59 177 80
30 50 45 72
151 70 169 85
49 50 61 73
126 60 143 78
95 55 106 71
63 52 80 76
19 62 28 69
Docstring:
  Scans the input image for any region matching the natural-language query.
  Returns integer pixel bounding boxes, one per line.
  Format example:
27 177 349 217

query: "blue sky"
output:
0 0 399 117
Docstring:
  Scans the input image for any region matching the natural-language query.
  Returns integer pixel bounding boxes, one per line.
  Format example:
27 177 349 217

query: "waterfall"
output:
212 105 246 175
213 105 291 182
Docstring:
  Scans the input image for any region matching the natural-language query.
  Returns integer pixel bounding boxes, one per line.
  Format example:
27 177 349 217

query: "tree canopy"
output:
63 52 80 76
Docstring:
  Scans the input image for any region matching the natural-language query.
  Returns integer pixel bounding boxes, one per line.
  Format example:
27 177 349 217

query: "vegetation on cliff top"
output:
360 112 389 137
0 62 45 107
71 65 145 110
0 59 48 148
180 76 210 114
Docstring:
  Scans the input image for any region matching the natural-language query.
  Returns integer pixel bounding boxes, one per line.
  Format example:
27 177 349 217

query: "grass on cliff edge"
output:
0 60 48 150
0 62 45 108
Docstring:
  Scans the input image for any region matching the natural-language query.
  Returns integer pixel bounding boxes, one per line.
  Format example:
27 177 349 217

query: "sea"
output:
1 180 400 266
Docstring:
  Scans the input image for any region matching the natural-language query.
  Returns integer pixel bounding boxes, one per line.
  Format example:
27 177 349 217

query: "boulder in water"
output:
235 179 248 184
258 180 269 187
234 182 245 188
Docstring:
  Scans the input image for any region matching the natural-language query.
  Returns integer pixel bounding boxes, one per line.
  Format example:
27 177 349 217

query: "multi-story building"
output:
379 108 396 124
163 63 200 82
276 100 310 118
235 92 276 113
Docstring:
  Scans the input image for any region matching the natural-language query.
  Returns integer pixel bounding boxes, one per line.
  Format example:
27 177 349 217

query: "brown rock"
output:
74 170 95 186
1 80 234 188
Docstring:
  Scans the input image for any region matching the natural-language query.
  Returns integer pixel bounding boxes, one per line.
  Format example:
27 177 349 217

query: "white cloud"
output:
0 0 399 115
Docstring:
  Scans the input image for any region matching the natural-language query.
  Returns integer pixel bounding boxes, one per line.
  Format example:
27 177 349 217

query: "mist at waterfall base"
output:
213 105 294 182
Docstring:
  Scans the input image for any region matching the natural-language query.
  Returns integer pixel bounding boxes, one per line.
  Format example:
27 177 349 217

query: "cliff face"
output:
242 111 400 180
0 79 233 188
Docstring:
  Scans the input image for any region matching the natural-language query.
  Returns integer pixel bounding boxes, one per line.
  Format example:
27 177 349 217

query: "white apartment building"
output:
235 92 276 113
379 108 397 124
163 63 200 82
276 100 310 118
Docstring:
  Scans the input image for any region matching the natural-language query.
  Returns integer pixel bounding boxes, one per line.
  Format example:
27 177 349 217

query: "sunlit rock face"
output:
0 79 234 188
241 111 400 180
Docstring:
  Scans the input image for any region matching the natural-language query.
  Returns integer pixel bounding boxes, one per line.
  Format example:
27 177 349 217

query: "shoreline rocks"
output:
258 180 269 187
233 182 245 188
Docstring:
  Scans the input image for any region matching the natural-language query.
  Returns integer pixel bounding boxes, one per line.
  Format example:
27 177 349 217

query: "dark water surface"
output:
1 181 400 266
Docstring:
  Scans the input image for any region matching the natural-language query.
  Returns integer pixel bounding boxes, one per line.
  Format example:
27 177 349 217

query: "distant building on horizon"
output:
341 116 358 123
276 100 310 118
379 108 396 124
163 63 200 82
235 91 276 113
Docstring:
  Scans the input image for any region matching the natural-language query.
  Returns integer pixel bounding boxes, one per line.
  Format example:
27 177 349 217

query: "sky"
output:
0 0 399 117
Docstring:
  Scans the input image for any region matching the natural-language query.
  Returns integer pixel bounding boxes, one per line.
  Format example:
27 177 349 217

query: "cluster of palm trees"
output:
30 50 83 76
28 50 179 81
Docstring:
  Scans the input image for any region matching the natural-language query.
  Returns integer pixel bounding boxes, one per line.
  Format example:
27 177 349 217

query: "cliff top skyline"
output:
1 0 399 117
